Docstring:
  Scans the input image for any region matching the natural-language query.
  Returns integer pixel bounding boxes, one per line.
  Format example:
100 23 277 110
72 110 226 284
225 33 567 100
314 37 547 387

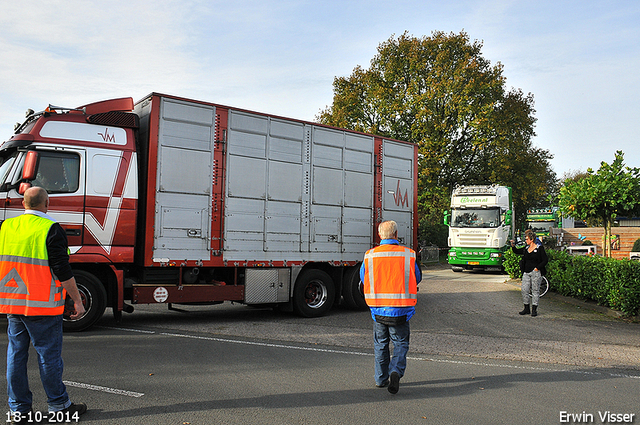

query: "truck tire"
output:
292 269 335 318
341 265 368 310
451 266 464 273
63 270 107 332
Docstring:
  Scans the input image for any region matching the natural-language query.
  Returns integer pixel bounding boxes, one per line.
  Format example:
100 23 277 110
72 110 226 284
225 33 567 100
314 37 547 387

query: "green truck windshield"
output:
452 208 501 228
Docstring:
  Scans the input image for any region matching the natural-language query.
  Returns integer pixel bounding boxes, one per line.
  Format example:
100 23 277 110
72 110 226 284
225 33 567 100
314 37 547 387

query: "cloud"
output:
0 1 203 108
1 0 639 174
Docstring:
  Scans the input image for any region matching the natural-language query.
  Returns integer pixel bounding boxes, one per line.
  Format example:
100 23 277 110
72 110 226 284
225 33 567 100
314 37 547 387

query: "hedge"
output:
504 249 640 317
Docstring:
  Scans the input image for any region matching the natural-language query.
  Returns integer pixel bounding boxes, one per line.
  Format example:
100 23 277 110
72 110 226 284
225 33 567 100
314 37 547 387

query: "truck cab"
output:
1 99 139 255
444 185 513 272
526 207 559 237
0 99 140 330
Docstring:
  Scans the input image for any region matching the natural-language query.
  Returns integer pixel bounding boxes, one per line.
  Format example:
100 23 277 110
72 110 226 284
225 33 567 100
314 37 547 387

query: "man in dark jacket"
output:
0 187 87 423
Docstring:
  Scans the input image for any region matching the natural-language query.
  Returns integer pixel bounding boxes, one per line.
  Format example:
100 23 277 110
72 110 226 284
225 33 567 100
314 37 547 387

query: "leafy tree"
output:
555 170 594 226
556 151 640 257
561 169 590 186
318 31 555 239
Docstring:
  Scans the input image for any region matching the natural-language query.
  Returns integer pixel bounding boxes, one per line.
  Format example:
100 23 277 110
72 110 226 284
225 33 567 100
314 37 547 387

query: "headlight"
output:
448 252 456 257
490 252 502 258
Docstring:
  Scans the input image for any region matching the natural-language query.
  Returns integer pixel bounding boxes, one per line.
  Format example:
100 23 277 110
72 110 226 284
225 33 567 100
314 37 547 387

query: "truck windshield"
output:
0 151 19 189
451 208 501 228
527 221 554 233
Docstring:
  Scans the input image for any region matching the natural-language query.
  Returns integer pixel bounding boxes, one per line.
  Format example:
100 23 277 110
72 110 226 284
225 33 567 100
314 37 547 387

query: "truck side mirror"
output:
505 210 512 226
23 150 39 180
18 182 32 195
443 211 451 226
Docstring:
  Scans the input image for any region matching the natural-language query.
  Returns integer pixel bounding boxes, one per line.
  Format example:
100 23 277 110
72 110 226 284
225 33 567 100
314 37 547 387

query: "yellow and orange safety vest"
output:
0 214 66 316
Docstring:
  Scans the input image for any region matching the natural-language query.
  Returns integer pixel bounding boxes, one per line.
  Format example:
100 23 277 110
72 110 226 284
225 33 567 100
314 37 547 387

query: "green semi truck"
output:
444 185 514 272
526 207 559 237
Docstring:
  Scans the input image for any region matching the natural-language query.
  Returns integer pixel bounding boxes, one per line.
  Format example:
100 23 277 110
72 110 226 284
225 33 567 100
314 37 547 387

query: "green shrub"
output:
506 247 640 317
544 250 640 317
546 250 573 295
632 238 640 252
503 248 522 279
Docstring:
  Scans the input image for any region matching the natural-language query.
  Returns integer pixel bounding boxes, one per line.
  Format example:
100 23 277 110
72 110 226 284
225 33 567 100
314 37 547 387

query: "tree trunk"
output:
604 218 612 258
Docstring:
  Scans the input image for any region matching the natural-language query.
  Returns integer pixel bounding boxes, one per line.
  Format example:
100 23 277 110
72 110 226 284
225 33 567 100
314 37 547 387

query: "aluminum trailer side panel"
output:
136 93 417 267
224 110 377 263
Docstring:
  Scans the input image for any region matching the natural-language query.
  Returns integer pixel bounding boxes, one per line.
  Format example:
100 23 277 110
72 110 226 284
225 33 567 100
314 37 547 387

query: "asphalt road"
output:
1 266 638 424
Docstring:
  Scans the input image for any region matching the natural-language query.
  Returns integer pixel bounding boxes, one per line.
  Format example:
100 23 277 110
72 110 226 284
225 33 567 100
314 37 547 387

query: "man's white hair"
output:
378 220 397 239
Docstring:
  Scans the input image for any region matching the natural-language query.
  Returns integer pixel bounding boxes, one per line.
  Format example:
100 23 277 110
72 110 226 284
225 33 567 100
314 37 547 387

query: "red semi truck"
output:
0 93 418 331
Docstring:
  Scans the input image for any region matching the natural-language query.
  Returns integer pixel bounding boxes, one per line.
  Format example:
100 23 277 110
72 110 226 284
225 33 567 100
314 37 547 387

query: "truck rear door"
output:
381 140 415 246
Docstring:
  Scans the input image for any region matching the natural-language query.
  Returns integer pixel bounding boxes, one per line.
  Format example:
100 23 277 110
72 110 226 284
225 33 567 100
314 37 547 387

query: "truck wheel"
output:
63 270 107 332
292 269 335 318
341 265 368 310
451 266 464 273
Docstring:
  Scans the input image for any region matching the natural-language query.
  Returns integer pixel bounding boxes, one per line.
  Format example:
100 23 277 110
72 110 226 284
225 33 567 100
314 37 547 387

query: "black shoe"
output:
519 304 530 315
376 379 389 388
388 372 400 394
531 305 538 317
61 403 87 418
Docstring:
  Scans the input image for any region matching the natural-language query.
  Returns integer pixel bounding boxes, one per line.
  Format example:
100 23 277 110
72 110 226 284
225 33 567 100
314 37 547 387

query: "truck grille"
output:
458 250 490 260
455 234 490 247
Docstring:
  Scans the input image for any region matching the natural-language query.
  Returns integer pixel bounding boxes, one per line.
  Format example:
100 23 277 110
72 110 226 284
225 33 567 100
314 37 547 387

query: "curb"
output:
420 262 450 271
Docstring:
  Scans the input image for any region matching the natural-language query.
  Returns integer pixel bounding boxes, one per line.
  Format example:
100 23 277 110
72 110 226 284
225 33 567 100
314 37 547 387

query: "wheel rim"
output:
304 279 327 309
63 282 93 322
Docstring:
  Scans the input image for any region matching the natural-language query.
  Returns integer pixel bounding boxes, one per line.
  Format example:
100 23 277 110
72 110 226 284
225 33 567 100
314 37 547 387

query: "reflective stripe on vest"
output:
0 214 65 315
363 244 417 307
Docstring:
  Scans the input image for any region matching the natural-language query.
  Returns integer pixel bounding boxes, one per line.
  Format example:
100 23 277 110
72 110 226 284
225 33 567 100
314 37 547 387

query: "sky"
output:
1 0 639 178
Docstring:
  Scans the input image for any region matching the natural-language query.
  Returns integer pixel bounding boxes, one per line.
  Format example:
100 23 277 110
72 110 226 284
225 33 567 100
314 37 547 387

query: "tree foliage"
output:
555 151 640 257
318 31 556 238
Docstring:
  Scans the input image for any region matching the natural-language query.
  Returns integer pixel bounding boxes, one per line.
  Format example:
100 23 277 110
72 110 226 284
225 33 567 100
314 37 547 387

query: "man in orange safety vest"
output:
360 220 421 394
0 186 87 423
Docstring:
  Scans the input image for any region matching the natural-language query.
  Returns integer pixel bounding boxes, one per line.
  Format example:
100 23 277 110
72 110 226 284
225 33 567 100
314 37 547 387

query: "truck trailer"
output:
444 185 513 272
0 93 418 330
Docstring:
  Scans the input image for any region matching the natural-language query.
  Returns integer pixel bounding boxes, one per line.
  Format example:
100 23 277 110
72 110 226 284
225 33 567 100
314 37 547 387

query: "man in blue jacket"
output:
360 221 422 394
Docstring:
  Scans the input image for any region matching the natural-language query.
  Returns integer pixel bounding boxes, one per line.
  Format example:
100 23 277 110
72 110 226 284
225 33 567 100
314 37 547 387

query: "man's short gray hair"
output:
378 220 397 239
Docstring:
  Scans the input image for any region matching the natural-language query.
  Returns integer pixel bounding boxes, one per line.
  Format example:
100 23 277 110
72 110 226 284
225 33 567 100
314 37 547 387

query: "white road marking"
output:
159 332 373 356
64 381 144 398
107 327 156 334
100 326 640 381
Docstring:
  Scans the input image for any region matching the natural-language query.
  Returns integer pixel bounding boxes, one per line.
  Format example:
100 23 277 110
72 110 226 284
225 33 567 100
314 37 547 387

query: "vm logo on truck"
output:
98 128 117 143
393 180 409 208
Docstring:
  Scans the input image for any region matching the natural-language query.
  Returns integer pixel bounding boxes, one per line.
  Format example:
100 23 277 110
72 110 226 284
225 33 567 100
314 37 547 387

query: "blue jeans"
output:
373 320 410 386
6 315 71 413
